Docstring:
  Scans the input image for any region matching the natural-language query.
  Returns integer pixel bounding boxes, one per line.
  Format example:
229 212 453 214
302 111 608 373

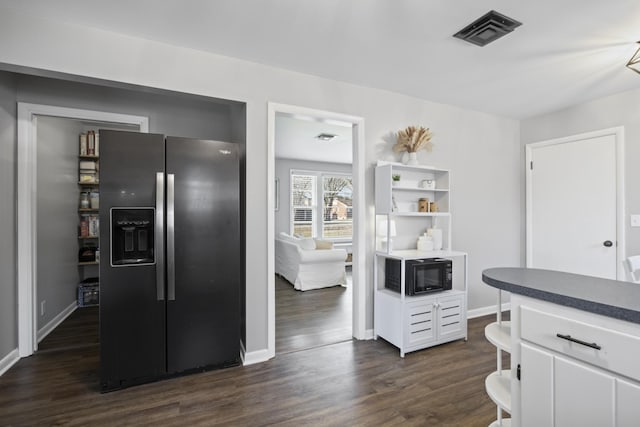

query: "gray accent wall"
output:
520 88 640 265
0 72 17 360
230 104 247 347
15 74 235 142
0 69 246 363
36 117 88 330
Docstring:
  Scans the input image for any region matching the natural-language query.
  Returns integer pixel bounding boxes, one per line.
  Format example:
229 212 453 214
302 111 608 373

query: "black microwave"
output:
385 258 452 295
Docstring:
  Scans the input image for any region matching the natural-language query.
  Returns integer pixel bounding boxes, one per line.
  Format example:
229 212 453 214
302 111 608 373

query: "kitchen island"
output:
482 267 640 427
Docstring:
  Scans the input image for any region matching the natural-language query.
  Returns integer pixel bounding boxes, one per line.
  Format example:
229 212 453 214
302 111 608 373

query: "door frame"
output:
17 102 149 357
525 126 625 279
266 102 366 360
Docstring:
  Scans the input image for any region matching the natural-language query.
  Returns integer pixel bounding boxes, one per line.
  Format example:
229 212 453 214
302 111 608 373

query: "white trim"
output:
242 348 272 366
363 329 375 340
36 301 78 343
267 102 366 360
17 102 149 358
0 349 19 376
525 127 625 280
467 303 512 319
0 349 20 377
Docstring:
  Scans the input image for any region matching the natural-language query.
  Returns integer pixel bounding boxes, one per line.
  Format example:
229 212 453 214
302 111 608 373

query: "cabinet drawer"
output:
521 305 640 380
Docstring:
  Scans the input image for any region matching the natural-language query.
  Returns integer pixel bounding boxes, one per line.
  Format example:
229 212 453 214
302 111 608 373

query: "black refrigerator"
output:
99 130 240 392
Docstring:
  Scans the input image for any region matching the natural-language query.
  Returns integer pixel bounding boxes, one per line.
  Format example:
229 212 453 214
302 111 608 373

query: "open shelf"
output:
485 370 512 414
485 321 512 352
78 261 99 266
389 212 450 217
392 186 450 193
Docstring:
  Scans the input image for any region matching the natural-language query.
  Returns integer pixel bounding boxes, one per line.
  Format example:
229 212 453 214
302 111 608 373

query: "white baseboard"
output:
37 301 77 343
242 348 272 366
467 302 511 319
0 348 20 377
363 329 375 340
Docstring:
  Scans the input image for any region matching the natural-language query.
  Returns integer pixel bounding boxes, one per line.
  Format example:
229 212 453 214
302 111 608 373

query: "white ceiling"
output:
275 114 353 164
2 0 640 161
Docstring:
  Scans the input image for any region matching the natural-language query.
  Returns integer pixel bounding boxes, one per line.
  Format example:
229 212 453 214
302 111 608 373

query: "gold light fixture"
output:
627 41 640 74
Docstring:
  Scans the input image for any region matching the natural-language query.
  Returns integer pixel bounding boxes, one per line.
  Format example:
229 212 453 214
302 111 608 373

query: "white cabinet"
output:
512 295 640 427
373 161 466 357
374 251 467 357
403 293 465 350
521 342 620 427
617 379 640 427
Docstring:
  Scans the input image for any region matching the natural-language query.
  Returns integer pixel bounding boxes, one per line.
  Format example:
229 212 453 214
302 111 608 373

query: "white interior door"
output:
526 131 620 280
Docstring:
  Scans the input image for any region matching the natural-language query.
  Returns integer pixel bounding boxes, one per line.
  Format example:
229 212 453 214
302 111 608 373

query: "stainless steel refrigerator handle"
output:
167 173 176 301
155 172 165 301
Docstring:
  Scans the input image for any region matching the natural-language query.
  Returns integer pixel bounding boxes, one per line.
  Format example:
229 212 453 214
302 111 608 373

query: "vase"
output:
406 152 418 165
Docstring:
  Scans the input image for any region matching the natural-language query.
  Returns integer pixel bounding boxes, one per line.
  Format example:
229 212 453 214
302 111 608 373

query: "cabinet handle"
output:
556 333 601 350
155 172 165 301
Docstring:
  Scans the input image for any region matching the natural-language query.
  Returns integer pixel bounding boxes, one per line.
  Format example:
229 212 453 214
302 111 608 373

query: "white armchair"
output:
275 232 348 291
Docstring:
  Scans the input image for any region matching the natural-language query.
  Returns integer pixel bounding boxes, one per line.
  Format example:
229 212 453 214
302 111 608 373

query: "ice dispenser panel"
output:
110 208 155 266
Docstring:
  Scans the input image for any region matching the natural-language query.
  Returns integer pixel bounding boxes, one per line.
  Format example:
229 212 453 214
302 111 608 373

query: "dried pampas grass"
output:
393 126 433 153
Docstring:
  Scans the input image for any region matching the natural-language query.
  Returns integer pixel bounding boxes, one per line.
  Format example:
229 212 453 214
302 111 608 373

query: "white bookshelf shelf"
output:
485 321 512 352
485 370 512 414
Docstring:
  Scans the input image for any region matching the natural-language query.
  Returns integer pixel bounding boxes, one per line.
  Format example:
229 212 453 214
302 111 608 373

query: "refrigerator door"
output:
165 137 240 373
99 130 167 391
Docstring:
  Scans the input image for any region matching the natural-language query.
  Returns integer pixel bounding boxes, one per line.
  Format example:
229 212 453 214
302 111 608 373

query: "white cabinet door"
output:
555 356 615 427
404 300 436 348
617 378 640 427
521 343 553 427
437 294 465 341
521 343 617 427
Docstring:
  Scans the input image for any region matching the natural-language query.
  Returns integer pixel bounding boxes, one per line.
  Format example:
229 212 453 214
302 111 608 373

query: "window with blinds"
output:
322 176 353 240
291 174 316 237
290 171 353 240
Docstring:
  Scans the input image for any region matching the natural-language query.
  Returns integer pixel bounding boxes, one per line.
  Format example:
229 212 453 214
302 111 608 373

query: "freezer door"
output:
99 130 167 391
165 137 241 373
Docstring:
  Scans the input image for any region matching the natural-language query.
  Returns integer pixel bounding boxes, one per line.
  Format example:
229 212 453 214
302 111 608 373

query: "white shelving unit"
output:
375 161 451 253
373 162 468 357
484 290 512 426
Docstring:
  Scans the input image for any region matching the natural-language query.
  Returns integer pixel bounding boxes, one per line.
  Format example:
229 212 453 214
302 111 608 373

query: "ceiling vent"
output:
453 10 522 47
315 133 337 141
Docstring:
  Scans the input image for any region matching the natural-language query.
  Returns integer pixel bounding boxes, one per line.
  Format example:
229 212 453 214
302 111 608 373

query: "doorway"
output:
274 116 354 354
17 103 148 357
525 127 625 279
266 103 366 361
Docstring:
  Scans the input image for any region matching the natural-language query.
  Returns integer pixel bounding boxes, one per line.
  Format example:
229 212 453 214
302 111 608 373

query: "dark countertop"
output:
482 267 640 324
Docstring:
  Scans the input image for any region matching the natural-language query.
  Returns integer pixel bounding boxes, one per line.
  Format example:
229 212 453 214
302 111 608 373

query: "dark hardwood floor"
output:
0 303 504 426
276 274 352 354
37 306 99 353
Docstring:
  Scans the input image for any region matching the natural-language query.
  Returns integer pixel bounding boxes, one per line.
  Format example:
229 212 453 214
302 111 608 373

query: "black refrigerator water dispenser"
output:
110 208 155 266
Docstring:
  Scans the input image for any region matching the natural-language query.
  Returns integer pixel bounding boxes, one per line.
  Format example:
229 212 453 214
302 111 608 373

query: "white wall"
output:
275 158 353 236
0 8 522 357
521 87 640 261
